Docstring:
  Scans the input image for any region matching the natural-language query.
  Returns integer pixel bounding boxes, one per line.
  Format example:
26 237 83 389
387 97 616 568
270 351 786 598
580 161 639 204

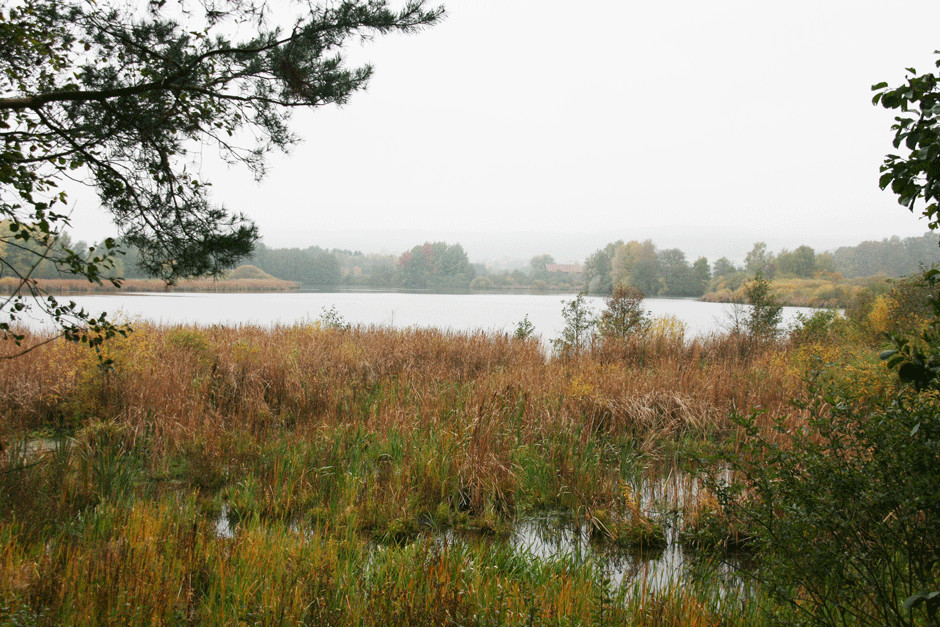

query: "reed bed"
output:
0 322 858 623
0 324 803 445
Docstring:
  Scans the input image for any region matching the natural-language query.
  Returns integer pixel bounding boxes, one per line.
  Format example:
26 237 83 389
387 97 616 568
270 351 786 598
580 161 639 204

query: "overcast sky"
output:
71 0 940 263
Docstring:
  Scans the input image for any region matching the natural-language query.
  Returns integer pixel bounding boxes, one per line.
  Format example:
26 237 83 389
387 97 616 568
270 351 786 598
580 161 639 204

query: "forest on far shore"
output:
2 218 938 300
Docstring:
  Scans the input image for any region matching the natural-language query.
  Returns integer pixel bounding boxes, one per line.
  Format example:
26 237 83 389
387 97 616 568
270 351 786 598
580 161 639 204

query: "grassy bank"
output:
702 275 883 309
0 321 902 623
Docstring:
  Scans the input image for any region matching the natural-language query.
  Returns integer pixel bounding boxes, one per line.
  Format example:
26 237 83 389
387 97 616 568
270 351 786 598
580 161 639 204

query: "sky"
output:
69 0 940 264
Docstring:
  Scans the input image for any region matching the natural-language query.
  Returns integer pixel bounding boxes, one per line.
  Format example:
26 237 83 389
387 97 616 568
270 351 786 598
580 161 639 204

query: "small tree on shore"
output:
552 294 595 357
743 271 783 340
513 314 536 341
598 284 647 340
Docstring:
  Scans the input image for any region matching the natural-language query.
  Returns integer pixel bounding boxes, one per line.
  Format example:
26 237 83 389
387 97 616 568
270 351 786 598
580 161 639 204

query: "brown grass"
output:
0 324 804 460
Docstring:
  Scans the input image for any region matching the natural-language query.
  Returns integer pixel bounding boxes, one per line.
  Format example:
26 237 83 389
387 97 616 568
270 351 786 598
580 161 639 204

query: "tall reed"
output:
0 322 839 623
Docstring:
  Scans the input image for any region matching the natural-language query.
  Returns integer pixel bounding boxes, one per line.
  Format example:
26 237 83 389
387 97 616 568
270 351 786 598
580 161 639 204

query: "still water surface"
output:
212 472 751 595
37 291 815 340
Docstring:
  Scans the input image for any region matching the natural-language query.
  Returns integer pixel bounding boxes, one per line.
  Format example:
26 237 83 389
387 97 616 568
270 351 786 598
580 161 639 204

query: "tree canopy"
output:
397 242 475 291
0 0 442 350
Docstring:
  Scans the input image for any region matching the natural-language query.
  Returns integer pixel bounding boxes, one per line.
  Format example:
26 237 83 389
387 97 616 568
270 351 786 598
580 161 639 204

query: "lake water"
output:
32 291 817 340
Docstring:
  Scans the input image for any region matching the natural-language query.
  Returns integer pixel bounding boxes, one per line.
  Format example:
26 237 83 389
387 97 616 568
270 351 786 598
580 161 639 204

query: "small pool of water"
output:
213 504 752 597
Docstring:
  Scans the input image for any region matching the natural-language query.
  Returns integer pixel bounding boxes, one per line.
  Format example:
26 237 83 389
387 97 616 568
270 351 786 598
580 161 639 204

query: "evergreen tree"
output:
0 0 442 349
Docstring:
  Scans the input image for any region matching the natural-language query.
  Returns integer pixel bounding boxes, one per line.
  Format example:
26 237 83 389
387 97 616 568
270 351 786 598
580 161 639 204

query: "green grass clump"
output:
588 508 667 551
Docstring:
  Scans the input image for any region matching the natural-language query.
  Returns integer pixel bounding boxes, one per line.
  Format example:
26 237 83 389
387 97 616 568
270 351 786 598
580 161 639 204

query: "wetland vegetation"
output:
0 274 935 624
2 2 939 620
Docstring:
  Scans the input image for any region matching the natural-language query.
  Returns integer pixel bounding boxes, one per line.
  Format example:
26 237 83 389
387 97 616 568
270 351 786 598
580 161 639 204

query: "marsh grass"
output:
0 322 828 623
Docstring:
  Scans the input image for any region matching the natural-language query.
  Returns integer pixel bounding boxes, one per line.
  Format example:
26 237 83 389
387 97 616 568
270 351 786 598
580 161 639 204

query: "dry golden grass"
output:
0 324 804 460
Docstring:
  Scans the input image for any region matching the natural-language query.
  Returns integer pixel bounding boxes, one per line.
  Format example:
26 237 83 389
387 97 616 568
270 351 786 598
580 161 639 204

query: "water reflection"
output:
510 514 748 592
509 514 682 590
211 468 751 596
214 504 236 539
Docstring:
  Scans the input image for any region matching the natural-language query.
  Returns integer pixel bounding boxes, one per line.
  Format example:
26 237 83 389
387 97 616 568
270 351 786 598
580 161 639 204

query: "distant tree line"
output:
583 240 711 297
244 241 476 291
831 233 940 278
468 254 584 292
707 234 940 295
7 224 937 295
582 233 940 297
0 221 90 280
246 243 586 292
397 242 476 290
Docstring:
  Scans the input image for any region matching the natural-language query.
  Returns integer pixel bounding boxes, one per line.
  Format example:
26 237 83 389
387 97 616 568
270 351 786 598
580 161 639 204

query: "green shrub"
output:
711 388 940 626
551 294 595 357
743 272 782 339
318 306 350 331
788 309 845 345
166 328 211 353
513 314 535 341
598 285 647 340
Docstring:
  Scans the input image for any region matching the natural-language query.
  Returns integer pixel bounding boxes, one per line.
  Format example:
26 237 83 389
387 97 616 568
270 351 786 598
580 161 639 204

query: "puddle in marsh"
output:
502 513 748 592
212 468 750 593
214 504 237 539
510 514 683 589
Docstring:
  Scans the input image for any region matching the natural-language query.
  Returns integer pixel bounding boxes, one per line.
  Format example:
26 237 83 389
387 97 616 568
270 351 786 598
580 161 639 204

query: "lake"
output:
33 291 817 340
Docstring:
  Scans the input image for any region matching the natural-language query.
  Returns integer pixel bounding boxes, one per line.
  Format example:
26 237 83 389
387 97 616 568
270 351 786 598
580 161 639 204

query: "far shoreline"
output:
2 276 871 309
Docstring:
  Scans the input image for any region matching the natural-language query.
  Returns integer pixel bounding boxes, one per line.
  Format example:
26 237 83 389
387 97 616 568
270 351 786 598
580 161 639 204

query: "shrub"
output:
513 314 536 341
551 294 595 357
598 285 647 340
318 306 350 331
166 328 211 353
710 387 940 626
743 271 782 339
788 309 845 345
